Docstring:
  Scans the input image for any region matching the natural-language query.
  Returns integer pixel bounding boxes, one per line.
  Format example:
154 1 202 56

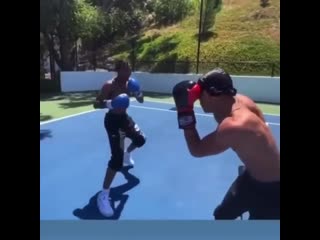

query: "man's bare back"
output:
224 95 280 182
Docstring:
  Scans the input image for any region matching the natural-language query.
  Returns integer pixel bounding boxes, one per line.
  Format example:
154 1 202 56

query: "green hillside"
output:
111 0 280 75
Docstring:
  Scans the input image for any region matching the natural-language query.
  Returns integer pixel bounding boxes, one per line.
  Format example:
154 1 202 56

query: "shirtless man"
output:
93 60 146 217
172 68 280 220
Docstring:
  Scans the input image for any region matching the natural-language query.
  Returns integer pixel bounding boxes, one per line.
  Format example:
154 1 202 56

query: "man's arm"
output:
171 79 229 157
183 122 232 158
93 82 112 109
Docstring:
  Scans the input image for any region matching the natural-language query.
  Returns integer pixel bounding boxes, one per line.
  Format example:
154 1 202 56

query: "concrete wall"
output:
60 71 280 103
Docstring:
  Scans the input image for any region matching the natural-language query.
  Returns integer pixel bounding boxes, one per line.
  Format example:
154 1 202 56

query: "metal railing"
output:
130 60 279 77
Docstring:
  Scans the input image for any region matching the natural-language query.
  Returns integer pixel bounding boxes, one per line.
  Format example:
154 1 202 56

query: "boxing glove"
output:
128 78 143 97
172 80 202 129
106 93 130 109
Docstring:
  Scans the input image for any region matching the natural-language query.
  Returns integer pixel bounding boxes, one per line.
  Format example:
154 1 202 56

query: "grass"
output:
40 91 280 122
111 0 280 75
40 92 97 121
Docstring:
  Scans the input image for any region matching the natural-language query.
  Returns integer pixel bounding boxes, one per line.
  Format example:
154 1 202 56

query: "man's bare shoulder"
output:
237 94 256 106
104 79 113 86
237 94 266 121
217 117 243 136
96 79 114 101
210 118 243 149
101 79 113 89
221 112 257 132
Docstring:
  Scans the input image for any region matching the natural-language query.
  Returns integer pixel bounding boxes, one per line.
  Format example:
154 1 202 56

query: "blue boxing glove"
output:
105 94 130 109
128 78 143 98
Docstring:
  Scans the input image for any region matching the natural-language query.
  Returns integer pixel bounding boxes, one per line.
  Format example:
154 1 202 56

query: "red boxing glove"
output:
172 80 202 129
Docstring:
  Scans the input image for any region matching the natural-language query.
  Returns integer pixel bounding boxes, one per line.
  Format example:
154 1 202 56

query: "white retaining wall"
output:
60 71 280 103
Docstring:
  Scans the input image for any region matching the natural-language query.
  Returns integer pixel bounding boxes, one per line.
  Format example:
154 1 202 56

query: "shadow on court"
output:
40 113 52 122
41 91 96 109
40 129 52 140
59 100 94 109
73 166 140 220
40 92 97 102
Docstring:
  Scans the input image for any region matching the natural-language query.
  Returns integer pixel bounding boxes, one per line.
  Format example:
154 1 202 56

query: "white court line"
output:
40 99 280 126
40 109 98 125
40 99 136 125
130 104 280 126
143 99 280 117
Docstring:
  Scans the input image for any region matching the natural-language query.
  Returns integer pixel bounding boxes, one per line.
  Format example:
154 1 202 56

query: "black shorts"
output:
104 111 146 171
214 170 280 220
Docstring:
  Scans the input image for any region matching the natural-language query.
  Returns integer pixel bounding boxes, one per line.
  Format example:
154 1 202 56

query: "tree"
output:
200 0 222 35
260 0 270 8
151 0 192 26
40 33 47 79
40 0 149 71
40 0 107 71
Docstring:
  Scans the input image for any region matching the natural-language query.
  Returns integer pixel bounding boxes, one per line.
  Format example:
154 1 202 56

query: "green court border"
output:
40 91 280 122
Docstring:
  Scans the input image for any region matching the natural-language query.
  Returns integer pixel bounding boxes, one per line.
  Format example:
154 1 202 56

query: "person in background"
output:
93 60 146 217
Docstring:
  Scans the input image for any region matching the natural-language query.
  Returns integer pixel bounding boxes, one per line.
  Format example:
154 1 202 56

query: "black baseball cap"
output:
197 68 237 96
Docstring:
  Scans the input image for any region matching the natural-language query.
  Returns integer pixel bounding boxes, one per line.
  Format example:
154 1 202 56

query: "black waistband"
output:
106 110 127 118
243 170 280 190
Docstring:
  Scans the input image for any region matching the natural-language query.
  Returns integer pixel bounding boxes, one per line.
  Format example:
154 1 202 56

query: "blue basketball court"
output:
40 101 280 220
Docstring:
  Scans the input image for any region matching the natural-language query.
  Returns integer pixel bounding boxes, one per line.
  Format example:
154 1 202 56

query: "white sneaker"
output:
123 152 134 166
97 190 114 217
